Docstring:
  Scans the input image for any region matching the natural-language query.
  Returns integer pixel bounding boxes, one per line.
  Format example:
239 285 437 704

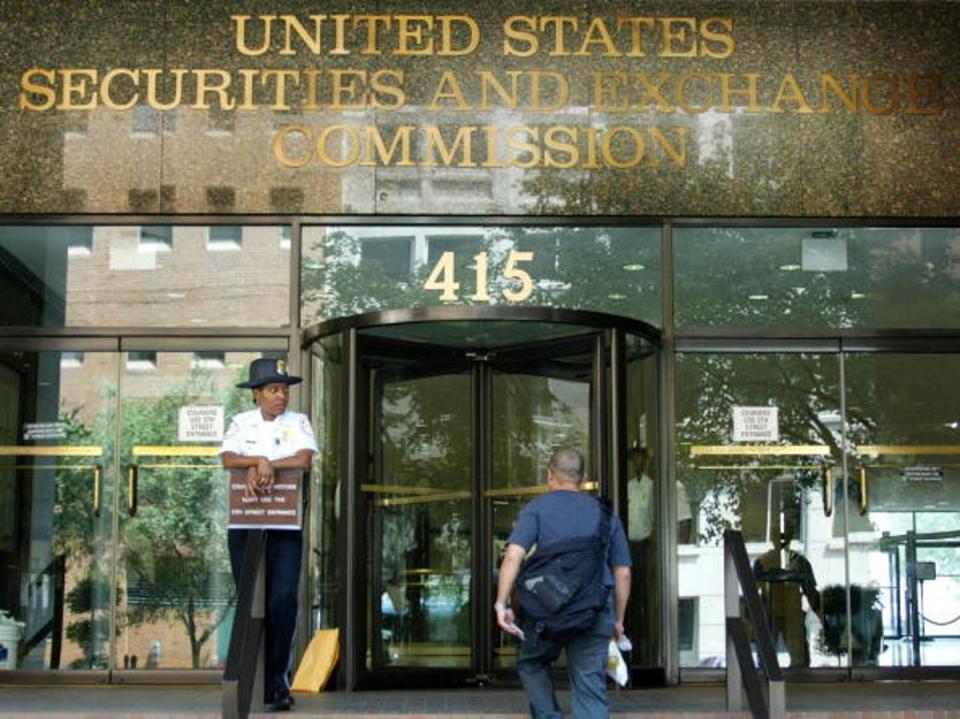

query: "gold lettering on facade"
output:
272 123 689 171
317 125 361 166
502 15 735 58
769 72 814 114
717 73 764 113
101 68 140 111
234 13 480 57
675 72 712 114
658 18 698 58
478 71 522 110
862 73 900 115
428 71 471 110
192 69 235 110
12 10 951 177
57 69 98 110
422 125 478 167
143 68 187 111
18 68 56 111
360 125 415 166
906 74 945 115
272 125 312 168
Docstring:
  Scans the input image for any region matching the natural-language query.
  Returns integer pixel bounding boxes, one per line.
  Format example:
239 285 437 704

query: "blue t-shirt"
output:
507 490 632 587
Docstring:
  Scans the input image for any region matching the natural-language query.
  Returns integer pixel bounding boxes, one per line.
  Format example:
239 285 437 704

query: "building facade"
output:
0 0 958 689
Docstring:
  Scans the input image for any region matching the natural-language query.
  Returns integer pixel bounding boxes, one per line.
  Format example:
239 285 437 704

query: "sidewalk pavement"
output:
1 681 959 718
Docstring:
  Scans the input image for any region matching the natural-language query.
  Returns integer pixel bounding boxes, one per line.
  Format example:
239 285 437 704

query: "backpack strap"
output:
597 496 612 555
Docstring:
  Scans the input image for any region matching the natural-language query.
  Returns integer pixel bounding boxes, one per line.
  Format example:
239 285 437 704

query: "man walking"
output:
495 448 632 718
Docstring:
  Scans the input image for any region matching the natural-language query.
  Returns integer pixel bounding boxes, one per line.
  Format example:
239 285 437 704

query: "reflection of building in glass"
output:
62 107 342 213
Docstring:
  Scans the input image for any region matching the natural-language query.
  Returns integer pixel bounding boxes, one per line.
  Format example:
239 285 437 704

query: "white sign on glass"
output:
177 405 224 442
732 406 779 442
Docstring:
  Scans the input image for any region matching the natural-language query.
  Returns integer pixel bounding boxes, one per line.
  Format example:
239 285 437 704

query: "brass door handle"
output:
93 464 102 518
822 466 834 517
858 466 868 516
128 463 139 517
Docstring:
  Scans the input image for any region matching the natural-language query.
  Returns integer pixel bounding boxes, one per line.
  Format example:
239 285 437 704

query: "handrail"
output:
222 528 267 719
724 529 785 719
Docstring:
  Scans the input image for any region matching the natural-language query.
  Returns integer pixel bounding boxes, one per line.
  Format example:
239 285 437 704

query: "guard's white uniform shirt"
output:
627 473 654 541
218 409 318 461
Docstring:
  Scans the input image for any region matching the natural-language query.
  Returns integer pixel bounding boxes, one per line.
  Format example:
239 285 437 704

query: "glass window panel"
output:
674 226 960 331
844 353 960 668
117 349 275 671
675 352 842 669
302 225 661 326
1 349 118 671
139 227 172 252
309 336 341 634
365 371 473 670
207 226 242 251
0 225 290 328
360 236 413 280
622 333 660 667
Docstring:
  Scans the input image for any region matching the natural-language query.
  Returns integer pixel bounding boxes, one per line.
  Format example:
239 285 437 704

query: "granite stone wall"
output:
1 0 957 216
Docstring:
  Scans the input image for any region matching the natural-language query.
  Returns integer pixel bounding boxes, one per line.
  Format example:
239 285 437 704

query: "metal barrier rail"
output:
222 529 266 719
724 529 785 719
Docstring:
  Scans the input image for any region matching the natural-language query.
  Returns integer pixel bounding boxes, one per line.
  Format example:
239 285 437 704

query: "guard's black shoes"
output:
265 689 293 712
269 694 293 712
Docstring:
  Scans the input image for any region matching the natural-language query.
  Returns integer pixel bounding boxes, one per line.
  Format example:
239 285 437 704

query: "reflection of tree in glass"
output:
119 370 246 668
493 374 589 490
301 227 659 325
56 370 249 668
56 406 115 668
302 229 437 322
670 227 960 332
676 353 851 545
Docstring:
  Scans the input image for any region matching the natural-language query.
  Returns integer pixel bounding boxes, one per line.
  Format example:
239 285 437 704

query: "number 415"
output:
424 250 535 302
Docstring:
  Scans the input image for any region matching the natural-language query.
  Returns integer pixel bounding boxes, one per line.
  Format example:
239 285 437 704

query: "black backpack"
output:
515 499 612 643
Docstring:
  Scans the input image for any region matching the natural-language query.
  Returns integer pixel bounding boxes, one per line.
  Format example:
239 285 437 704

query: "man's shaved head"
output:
548 448 584 485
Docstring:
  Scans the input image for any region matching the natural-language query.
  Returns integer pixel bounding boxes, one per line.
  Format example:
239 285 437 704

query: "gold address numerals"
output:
424 250 535 303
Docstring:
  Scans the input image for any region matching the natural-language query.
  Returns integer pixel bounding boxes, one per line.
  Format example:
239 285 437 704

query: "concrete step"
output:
1 683 959 718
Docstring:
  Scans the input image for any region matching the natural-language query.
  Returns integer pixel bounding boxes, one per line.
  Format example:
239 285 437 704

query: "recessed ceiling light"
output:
748 294 769 301
622 263 646 271
779 264 801 271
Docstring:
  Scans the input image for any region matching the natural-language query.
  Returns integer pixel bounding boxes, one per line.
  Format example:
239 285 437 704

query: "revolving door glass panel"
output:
487 337 597 671
367 364 474 671
360 322 601 678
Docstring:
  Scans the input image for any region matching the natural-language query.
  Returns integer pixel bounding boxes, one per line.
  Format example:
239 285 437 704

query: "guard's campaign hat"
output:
236 358 302 388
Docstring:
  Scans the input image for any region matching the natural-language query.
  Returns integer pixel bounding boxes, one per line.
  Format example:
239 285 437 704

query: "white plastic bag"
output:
606 639 628 686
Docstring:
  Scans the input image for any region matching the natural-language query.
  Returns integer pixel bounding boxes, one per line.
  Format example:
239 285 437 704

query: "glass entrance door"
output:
676 351 843 672
844 352 960 669
0 344 117 673
359 326 600 684
115 348 275 675
0 342 286 681
487 336 597 672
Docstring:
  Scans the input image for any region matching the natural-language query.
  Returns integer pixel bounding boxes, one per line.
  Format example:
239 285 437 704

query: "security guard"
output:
220 358 318 712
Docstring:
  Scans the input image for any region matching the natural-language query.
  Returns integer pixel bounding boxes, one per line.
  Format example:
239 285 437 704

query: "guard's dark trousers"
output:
228 529 303 700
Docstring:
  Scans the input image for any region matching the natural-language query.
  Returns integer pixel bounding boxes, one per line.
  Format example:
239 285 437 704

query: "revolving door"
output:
304 307 660 689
